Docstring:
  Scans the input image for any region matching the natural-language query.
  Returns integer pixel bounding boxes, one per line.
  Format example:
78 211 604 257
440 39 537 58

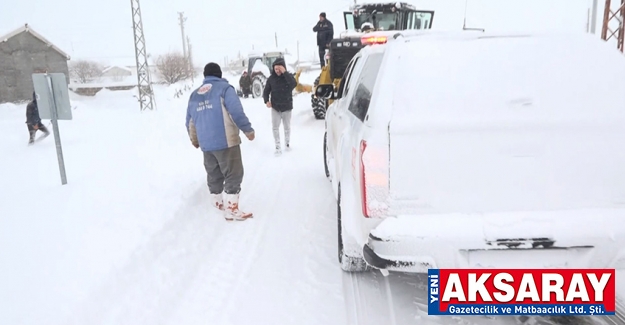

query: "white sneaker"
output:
274 145 282 156
285 143 291 152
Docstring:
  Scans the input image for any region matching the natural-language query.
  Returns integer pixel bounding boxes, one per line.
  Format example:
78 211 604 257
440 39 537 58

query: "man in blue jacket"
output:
186 63 255 221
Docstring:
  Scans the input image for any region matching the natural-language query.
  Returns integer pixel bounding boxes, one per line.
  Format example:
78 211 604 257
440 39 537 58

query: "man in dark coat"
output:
313 12 334 67
26 92 50 145
239 71 252 98
262 58 297 155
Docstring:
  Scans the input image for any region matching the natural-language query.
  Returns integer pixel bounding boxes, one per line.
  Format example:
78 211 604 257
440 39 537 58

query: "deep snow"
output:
0 72 622 325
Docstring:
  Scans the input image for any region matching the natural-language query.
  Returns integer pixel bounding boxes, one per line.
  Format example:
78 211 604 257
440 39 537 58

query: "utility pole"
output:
130 0 155 111
462 0 469 30
275 32 278 48
178 12 188 59
590 0 600 33
187 36 194 82
601 0 625 52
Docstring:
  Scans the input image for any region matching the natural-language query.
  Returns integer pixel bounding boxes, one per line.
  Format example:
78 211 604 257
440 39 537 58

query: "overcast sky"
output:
0 0 603 67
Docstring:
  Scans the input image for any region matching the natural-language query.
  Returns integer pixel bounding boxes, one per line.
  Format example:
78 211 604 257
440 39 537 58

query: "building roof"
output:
102 65 133 73
0 23 71 60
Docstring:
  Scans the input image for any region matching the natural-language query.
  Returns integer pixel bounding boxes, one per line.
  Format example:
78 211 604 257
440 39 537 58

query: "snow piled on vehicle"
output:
390 32 625 129
384 32 625 215
251 60 271 76
366 32 625 270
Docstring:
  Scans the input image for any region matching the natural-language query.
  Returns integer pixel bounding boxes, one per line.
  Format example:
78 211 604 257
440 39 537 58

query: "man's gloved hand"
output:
245 131 255 141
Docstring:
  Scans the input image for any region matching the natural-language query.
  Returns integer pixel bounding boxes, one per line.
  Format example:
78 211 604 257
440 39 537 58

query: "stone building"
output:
0 24 70 103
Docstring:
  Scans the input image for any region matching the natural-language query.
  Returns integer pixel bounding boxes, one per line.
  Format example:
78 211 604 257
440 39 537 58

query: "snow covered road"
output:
0 83 622 325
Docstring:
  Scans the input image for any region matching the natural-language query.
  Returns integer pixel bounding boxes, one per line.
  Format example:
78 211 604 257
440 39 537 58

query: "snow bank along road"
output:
0 83 622 325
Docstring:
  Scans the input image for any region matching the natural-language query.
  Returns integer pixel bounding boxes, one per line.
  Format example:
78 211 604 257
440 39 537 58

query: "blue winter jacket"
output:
186 76 254 152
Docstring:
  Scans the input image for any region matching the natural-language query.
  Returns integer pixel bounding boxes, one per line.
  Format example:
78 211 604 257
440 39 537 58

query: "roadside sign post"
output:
32 72 72 185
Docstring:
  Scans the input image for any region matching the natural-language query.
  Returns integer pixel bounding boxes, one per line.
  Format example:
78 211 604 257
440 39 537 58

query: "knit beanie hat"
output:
203 63 222 78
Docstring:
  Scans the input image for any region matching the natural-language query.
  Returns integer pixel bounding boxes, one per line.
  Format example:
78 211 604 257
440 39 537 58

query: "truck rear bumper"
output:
362 208 625 273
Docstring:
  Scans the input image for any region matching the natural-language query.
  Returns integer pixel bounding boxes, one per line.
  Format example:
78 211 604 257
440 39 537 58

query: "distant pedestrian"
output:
313 12 334 67
26 92 50 145
186 63 256 221
239 71 251 98
262 58 296 155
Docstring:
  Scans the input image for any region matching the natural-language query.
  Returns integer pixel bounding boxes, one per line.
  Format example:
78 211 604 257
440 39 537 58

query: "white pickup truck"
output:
318 30 625 273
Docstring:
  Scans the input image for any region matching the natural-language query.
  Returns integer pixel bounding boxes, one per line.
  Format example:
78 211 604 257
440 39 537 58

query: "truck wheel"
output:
338 185 369 272
324 132 330 179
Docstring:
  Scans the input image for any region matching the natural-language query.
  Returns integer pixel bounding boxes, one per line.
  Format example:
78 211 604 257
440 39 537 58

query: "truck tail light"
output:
360 139 390 218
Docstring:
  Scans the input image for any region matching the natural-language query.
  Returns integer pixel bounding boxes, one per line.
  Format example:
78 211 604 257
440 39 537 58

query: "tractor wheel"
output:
252 76 266 98
312 76 327 119
312 96 327 120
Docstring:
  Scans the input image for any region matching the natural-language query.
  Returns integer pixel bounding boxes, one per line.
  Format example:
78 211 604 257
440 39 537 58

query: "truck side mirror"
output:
315 84 335 99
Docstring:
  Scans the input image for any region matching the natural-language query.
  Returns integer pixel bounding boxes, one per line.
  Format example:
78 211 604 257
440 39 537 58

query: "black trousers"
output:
319 46 327 67
27 122 49 141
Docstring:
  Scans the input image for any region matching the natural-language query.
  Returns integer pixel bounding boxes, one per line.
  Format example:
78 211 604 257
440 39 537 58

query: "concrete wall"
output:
70 85 136 97
0 32 69 103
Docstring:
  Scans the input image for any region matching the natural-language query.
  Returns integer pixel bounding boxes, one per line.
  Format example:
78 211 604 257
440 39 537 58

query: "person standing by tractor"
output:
239 71 251 98
26 91 50 145
263 58 297 156
313 12 334 68
186 63 256 221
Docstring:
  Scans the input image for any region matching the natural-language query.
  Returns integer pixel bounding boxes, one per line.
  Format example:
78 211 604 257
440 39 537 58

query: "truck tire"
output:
338 185 369 272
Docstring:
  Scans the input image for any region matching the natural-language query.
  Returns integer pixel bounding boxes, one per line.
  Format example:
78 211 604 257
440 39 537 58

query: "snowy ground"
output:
0 74 623 325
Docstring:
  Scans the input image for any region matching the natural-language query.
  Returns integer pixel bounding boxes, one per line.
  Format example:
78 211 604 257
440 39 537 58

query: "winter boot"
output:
224 193 253 221
210 192 224 211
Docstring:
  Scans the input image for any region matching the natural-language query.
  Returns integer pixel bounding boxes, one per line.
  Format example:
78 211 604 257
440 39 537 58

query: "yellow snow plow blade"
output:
294 69 312 94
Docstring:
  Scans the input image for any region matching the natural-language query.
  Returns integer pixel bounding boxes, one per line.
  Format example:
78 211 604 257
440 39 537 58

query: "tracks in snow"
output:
66 178 273 325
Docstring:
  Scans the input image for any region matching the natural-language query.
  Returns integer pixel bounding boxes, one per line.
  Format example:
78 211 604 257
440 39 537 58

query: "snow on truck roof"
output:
386 32 625 128
350 2 417 11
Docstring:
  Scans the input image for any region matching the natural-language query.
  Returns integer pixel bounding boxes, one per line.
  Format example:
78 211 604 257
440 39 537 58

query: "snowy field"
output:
0 71 623 325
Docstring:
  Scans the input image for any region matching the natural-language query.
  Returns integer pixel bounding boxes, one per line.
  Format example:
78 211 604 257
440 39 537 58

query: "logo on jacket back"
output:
197 84 212 95
196 84 214 111
197 100 213 112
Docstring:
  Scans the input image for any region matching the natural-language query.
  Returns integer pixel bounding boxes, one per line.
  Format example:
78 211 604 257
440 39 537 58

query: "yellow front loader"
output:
310 2 435 120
